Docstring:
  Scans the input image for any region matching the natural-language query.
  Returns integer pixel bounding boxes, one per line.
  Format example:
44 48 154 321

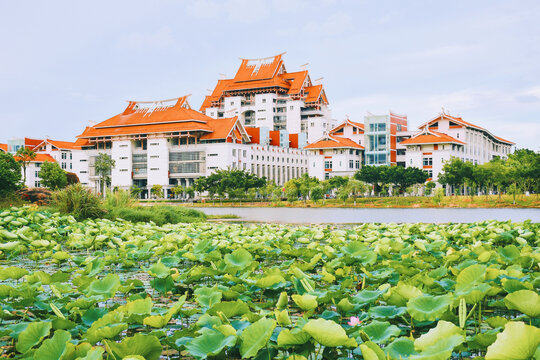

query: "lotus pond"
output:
0 207 539 360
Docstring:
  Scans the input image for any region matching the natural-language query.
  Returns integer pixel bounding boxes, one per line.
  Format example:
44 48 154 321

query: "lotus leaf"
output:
504 290 540 317
386 337 416 359
359 341 386 360
302 318 357 347
0 266 28 280
185 330 236 359
106 334 162 360
485 321 540 360
275 309 292 326
497 245 520 264
34 329 71 360
407 294 453 321
360 320 402 344
292 294 318 311
240 318 276 358
412 320 465 359
276 292 288 309
208 300 250 318
224 248 253 270
277 329 311 347
16 321 52 353
368 305 406 319
194 286 222 307
386 284 423 307
85 311 128 344
85 274 120 299
148 260 171 278
352 289 383 306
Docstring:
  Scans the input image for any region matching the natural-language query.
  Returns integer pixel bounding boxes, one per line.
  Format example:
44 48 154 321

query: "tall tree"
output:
39 162 68 190
0 152 22 196
355 166 383 195
438 157 472 195
15 147 36 186
94 153 115 197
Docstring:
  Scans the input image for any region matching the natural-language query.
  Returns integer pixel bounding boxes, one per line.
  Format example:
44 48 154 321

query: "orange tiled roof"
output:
200 54 329 111
422 113 514 145
38 139 78 150
305 135 364 150
0 143 7 152
330 119 364 134
25 137 43 149
400 130 465 145
14 153 56 163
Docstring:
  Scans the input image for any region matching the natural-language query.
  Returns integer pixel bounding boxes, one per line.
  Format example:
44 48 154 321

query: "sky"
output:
1 0 539 149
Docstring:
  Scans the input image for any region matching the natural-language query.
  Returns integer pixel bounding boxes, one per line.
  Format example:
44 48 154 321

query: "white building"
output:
400 112 514 182
305 119 365 180
73 96 308 197
200 54 337 144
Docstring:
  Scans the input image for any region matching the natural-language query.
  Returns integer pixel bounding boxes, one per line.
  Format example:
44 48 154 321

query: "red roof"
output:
14 153 56 163
305 135 364 150
78 96 248 143
25 137 43 149
35 139 78 151
200 54 329 111
400 130 465 145
0 143 7 152
330 119 364 134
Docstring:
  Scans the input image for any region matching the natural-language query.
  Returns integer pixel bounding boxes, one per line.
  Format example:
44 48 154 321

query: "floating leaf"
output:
16 321 52 353
302 318 356 347
504 290 540 318
240 318 276 358
485 321 540 360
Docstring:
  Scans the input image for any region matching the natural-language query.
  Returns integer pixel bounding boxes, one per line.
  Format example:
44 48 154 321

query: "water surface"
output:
194 207 540 224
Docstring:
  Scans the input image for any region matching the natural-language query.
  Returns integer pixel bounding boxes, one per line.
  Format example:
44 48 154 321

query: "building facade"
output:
401 112 514 182
364 112 408 166
200 54 337 144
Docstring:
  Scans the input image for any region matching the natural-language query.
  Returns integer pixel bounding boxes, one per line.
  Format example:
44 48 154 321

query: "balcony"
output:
301 108 323 116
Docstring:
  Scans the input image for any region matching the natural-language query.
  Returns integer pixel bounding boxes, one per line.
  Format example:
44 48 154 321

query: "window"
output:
80 170 87 174
290 106 294 110
120 156 128 160
427 170 433 178
423 157 433 166
120 144 128 148
35 171 39 177
208 153 218 157
70 163 72 170
324 161 332 169
80 159 87 162
150 142 159 146
397 124 402 131
61 152 67 159
150 155 159 159
232 149 236 156
61 162 66 169
150 168 159 171
34 181 41 187
120 169 128 172
243 150 246 157
70 153 72 160
230 101 234 105
262 98 266 103
325 173 330 180
355 160 360 169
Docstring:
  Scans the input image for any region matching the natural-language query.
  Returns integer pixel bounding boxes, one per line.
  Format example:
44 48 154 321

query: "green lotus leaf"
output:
117 298 153 317
31 239 50 248
240 318 276 358
285 355 308 360
486 316 508 329
214 324 237 337
368 306 406 319
502 278 532 293
75 347 105 360
456 282 491 304
185 330 236 359
208 300 250 318
84 258 105 277
255 274 286 288
303 318 357 347
485 321 540 360
194 285 222 307
470 331 499 348
147 260 171 279
16 321 52 353
497 245 520 264
277 329 311 348
352 289 383 306
360 320 402 344
276 292 288 309
0 266 29 280
34 329 71 360
105 334 162 360
412 320 465 359
337 298 356 313
292 294 318 311
52 251 71 262
275 309 292 326
456 264 486 286
386 285 423 307
504 290 540 318
224 248 253 270
143 295 186 328
85 274 120 300
342 242 377 265
386 337 416 359
196 314 222 328
407 294 453 321
359 341 386 360
0 241 20 251
85 311 128 344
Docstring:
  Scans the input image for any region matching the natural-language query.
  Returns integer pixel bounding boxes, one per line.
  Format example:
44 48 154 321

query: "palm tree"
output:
94 153 115 197
15 147 36 186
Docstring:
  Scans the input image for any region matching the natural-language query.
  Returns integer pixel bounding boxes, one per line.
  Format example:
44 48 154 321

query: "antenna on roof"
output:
219 73 227 79
300 63 309 70
89 120 96 126
441 107 446 114
314 77 324 84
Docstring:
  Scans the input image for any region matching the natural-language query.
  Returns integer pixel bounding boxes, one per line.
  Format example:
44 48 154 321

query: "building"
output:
364 112 408 166
305 119 365 180
33 139 79 172
73 96 308 197
400 112 514 182
200 53 337 144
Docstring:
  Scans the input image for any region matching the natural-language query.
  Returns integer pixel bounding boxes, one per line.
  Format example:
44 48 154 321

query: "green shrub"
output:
105 189 136 209
109 205 206 225
51 184 105 219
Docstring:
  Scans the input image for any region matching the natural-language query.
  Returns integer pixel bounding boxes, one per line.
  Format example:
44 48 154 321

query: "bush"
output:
51 184 105 219
105 189 136 209
17 188 52 205
109 205 206 225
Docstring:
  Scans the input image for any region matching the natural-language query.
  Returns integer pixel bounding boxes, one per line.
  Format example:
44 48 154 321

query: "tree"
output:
506 149 540 194
194 169 266 200
39 162 68 190
15 147 36 186
247 188 257 202
425 181 436 196
438 157 472 195
0 152 22 196
185 186 195 200
94 153 115 197
340 179 367 205
386 166 429 194
355 166 385 195
66 172 80 185
130 185 142 199
310 185 324 204
151 184 163 199
171 185 184 199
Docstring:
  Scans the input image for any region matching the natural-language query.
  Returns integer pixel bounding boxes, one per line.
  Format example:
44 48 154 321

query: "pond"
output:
194 207 540 224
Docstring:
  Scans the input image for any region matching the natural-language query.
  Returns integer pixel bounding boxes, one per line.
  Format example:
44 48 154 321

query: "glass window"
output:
423 157 433 166
324 161 332 169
